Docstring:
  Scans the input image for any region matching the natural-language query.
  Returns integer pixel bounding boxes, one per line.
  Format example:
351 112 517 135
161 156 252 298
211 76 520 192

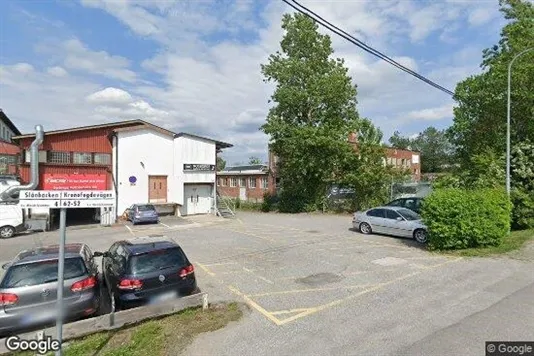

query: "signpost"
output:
18 190 115 356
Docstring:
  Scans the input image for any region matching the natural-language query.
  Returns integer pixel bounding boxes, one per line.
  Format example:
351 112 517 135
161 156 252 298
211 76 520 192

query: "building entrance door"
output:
148 176 167 203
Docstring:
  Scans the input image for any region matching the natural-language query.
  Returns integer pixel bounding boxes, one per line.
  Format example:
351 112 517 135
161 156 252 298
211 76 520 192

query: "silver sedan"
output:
352 206 428 243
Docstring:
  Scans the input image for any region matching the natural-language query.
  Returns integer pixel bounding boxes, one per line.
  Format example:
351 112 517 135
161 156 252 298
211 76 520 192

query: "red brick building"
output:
12 120 142 225
216 164 275 201
0 109 22 175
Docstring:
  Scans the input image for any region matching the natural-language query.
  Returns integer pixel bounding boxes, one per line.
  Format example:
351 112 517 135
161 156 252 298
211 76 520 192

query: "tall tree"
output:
388 131 411 150
216 156 226 171
448 0 534 170
411 127 455 173
248 156 262 165
261 13 386 211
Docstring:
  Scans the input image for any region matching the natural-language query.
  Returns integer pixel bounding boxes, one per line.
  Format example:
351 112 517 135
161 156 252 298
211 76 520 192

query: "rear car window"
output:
129 248 187 274
398 208 421 221
137 205 156 212
1 257 87 288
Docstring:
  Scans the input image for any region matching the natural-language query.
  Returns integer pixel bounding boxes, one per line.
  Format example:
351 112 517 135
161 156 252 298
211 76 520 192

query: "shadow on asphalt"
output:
347 227 428 250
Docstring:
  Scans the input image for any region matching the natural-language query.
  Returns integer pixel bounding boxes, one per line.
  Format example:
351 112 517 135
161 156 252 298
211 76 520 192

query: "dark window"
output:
387 199 403 207
129 247 188 274
404 199 417 210
137 205 155 211
73 152 92 164
159 182 162 189
48 151 71 164
1 258 87 288
367 209 385 218
398 208 421 221
385 209 401 220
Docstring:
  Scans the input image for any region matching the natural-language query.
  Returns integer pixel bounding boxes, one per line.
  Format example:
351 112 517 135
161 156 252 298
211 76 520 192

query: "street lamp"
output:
506 47 534 196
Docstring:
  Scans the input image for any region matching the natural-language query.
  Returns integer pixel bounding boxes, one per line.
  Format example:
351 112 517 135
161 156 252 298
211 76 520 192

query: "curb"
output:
0 293 208 355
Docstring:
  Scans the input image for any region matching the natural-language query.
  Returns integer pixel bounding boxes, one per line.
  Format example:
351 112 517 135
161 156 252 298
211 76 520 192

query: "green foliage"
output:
511 139 534 191
460 151 506 189
448 0 534 170
248 156 263 165
511 188 534 229
261 192 279 212
261 13 390 213
432 174 462 189
421 188 512 250
216 156 226 171
389 127 455 173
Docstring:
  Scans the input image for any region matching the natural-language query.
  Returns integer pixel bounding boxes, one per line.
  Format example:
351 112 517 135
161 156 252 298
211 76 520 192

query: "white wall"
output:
115 129 175 215
174 136 216 206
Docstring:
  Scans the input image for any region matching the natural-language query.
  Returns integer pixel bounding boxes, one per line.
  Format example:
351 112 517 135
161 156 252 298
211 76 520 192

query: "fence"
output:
390 182 432 200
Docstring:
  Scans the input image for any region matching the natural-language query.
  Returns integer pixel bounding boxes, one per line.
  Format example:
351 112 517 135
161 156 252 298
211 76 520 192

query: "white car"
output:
352 206 428 243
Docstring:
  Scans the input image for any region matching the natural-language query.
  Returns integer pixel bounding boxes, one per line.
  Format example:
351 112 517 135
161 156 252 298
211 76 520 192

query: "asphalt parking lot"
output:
1 212 533 356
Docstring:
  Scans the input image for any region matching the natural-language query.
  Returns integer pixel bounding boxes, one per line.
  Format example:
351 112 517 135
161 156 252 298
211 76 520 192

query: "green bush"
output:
277 189 307 213
261 192 279 212
238 200 263 211
511 188 534 230
421 188 512 250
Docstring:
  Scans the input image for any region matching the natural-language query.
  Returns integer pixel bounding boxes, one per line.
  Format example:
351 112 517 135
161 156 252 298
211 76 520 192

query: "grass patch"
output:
10 303 242 356
440 229 534 257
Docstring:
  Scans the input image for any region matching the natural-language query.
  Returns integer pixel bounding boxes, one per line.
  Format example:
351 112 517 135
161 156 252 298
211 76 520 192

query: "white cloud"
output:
11 63 34 73
46 66 68 77
2 0 500 163
406 104 454 121
468 7 497 26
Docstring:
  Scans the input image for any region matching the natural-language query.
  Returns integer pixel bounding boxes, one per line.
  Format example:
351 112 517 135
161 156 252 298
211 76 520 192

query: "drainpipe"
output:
1 125 44 201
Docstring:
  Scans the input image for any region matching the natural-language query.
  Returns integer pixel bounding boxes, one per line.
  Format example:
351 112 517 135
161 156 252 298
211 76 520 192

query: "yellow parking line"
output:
195 262 216 277
243 267 274 284
249 283 374 297
411 257 463 270
222 228 276 243
270 308 311 316
227 285 282 326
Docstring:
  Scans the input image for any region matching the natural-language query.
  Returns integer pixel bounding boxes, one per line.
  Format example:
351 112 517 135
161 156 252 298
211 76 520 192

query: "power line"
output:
282 0 455 96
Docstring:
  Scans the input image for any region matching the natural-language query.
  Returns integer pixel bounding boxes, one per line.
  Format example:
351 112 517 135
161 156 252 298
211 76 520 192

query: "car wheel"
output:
359 222 372 235
0 226 15 239
414 229 427 243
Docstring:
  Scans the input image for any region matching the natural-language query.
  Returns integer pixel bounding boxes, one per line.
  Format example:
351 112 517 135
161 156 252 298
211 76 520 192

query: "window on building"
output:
1 127 5 140
230 178 237 187
239 178 246 187
73 152 92 164
94 153 111 165
249 177 256 188
261 177 268 189
48 151 71 164
221 178 226 186
217 178 221 186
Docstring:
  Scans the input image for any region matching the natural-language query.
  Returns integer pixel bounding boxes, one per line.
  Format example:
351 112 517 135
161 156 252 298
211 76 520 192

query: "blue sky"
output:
0 0 505 165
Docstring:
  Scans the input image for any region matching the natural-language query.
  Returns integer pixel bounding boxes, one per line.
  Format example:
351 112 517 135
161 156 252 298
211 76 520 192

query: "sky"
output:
0 0 506 165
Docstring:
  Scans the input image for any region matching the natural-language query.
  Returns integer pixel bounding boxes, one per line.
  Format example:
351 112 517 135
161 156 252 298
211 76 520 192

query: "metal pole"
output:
55 208 67 356
506 47 534 196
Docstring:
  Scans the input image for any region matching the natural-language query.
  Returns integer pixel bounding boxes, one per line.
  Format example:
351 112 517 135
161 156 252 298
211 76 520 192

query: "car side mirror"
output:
396 217 403 221
2 262 12 270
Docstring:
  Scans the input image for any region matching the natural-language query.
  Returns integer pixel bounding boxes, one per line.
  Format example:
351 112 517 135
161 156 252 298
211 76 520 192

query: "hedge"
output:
511 188 534 230
421 188 512 250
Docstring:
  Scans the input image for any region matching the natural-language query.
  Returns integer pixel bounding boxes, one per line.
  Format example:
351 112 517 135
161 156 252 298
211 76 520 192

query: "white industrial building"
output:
111 123 232 217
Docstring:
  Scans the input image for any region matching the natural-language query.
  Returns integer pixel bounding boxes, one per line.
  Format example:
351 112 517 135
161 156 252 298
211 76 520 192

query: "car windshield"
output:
0 258 87 288
129 247 187 274
137 205 156 212
398 208 421 221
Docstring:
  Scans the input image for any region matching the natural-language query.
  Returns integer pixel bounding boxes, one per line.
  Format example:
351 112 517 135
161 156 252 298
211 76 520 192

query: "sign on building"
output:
42 173 108 190
18 190 115 208
183 164 215 172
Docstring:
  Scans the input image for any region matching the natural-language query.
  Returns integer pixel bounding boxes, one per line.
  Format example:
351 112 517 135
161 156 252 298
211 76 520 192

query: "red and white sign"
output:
42 174 107 190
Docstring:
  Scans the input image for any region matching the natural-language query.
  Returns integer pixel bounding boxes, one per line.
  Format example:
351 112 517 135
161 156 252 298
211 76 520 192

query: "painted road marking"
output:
159 222 170 228
221 227 277 243
242 267 274 284
123 224 135 236
196 262 216 277
228 285 283 326
270 308 312 316
203 262 238 267
249 283 375 297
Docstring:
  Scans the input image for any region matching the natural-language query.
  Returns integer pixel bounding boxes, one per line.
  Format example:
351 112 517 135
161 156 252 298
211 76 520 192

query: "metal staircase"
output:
215 191 236 218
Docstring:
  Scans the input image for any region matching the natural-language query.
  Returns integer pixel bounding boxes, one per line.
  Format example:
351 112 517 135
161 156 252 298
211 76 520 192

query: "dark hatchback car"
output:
100 237 197 310
386 197 424 214
0 243 101 336
126 204 159 225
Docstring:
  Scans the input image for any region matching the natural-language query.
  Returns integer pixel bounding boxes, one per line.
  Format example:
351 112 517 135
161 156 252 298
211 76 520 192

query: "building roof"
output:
218 164 269 175
0 109 22 136
13 119 233 150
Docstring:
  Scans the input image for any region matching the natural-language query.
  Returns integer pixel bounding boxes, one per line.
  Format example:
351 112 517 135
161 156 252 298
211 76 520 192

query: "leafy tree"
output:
248 156 263 165
448 0 534 171
388 127 455 173
261 13 387 212
216 156 226 171
389 131 411 150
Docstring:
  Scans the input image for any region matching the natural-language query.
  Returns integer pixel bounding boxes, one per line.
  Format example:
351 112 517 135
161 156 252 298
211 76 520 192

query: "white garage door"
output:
184 184 213 215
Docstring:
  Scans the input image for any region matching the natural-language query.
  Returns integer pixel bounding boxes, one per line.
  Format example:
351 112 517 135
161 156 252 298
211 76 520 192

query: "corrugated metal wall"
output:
18 128 114 153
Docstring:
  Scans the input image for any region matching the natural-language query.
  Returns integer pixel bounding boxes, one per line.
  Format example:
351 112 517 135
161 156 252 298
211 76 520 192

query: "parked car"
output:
99 237 197 310
0 243 102 336
0 204 27 238
386 196 424 214
126 204 159 225
352 206 428 243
